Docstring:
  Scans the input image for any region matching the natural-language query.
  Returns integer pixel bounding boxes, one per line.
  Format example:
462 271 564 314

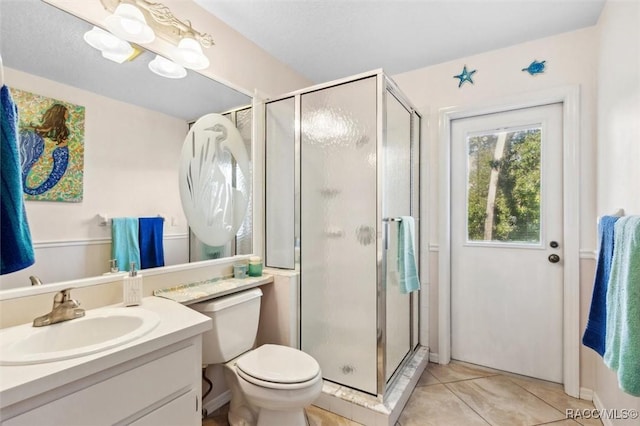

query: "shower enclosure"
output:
264 71 421 397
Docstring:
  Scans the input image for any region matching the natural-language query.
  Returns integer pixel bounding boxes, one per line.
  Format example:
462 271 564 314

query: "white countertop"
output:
0 296 211 410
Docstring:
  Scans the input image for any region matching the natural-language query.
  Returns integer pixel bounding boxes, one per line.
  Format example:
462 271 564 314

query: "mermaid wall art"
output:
12 88 85 202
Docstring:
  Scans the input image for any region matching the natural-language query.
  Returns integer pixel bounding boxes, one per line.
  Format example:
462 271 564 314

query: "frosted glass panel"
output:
384 91 412 381
301 77 378 394
265 98 295 268
188 109 252 261
235 107 253 254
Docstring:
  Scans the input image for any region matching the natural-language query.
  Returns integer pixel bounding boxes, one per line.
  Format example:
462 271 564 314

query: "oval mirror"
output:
179 113 250 247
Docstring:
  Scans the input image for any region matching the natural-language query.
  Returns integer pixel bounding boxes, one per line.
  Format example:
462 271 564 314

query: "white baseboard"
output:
592 391 614 426
580 387 594 401
203 390 231 417
429 352 439 363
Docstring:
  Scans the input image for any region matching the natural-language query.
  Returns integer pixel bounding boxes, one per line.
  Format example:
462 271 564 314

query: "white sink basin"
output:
0 307 160 365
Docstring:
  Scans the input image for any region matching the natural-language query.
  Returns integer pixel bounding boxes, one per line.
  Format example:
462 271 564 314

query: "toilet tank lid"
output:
236 344 320 384
191 288 262 313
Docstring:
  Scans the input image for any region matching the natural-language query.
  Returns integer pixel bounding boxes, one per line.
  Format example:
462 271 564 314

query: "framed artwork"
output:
11 88 85 202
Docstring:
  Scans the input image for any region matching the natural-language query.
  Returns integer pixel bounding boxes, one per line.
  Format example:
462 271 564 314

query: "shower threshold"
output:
313 346 429 426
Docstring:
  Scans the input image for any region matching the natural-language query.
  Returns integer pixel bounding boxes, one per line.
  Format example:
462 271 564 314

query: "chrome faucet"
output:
29 275 42 286
33 289 85 327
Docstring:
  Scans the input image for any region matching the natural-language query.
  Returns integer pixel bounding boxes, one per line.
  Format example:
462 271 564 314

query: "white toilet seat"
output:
237 367 322 390
235 344 321 390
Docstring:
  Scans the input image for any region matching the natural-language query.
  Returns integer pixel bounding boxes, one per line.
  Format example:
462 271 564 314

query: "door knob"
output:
548 254 560 263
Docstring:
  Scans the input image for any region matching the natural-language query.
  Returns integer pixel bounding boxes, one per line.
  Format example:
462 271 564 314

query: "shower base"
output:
313 346 429 426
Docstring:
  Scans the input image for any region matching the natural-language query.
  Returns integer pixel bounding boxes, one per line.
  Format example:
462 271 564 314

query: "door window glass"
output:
466 126 541 243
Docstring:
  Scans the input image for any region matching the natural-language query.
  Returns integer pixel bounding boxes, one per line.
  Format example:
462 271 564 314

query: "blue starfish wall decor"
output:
522 60 546 75
453 65 477 88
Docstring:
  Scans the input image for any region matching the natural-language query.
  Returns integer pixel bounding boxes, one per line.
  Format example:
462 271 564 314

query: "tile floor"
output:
203 361 601 426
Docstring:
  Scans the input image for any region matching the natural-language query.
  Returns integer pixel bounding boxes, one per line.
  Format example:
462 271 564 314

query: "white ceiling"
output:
0 0 606 117
195 0 606 83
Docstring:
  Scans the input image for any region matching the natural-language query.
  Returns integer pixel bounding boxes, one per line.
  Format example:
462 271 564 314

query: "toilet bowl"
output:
224 344 322 426
191 289 322 426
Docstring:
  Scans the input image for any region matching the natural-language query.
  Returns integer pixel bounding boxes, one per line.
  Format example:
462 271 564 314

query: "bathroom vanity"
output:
0 297 211 425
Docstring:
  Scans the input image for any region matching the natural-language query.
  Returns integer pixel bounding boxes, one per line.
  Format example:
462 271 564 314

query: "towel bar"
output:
97 213 165 226
383 217 403 222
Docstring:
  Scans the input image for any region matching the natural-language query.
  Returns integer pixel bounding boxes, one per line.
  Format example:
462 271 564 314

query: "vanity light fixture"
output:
100 0 215 49
148 55 187 79
98 0 215 75
104 3 155 44
83 26 136 64
171 36 210 70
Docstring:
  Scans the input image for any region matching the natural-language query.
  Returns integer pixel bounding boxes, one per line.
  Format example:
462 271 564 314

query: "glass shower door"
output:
383 90 413 381
300 77 378 394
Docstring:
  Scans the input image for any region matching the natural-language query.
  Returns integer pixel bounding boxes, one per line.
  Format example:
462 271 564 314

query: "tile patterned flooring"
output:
203 361 601 426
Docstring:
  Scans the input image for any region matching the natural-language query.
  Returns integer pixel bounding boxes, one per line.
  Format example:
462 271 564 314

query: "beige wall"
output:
594 0 640 420
392 27 599 389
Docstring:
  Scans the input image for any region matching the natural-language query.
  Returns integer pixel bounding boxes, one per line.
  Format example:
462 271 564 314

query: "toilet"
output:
192 288 322 426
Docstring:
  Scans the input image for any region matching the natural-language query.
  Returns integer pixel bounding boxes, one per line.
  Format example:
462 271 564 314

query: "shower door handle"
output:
383 221 389 250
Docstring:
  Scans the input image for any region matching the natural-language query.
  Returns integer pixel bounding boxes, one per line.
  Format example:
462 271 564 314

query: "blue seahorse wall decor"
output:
19 130 69 196
522 60 546 75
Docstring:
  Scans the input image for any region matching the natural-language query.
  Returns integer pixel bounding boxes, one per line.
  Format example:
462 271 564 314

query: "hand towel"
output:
582 215 620 356
1 85 35 275
398 216 420 294
603 215 640 396
111 217 140 272
138 217 165 269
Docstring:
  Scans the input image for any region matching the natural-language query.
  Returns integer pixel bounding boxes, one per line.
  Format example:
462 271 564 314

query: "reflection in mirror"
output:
0 0 252 289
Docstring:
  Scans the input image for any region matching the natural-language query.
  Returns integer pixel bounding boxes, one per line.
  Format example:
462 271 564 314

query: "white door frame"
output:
438 86 581 398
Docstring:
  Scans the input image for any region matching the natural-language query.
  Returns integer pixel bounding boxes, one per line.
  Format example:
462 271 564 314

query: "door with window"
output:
451 103 563 382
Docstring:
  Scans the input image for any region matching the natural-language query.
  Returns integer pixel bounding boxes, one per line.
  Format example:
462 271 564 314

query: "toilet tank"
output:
191 288 262 364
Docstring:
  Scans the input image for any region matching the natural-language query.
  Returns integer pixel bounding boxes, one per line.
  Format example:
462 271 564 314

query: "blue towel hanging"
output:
1 85 35 275
138 217 165 269
582 215 620 356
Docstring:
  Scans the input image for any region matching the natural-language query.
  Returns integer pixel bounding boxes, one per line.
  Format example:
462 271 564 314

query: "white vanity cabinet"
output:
0 298 211 426
3 338 201 425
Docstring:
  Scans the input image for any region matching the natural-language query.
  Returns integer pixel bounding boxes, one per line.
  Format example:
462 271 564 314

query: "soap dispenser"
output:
123 262 143 306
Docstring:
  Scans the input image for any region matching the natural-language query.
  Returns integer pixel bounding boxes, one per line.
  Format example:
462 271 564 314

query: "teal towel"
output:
603 215 640 396
1 85 35 275
398 216 420 294
111 217 140 272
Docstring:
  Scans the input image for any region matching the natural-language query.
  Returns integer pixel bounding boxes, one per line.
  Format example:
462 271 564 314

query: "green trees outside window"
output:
467 128 541 243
